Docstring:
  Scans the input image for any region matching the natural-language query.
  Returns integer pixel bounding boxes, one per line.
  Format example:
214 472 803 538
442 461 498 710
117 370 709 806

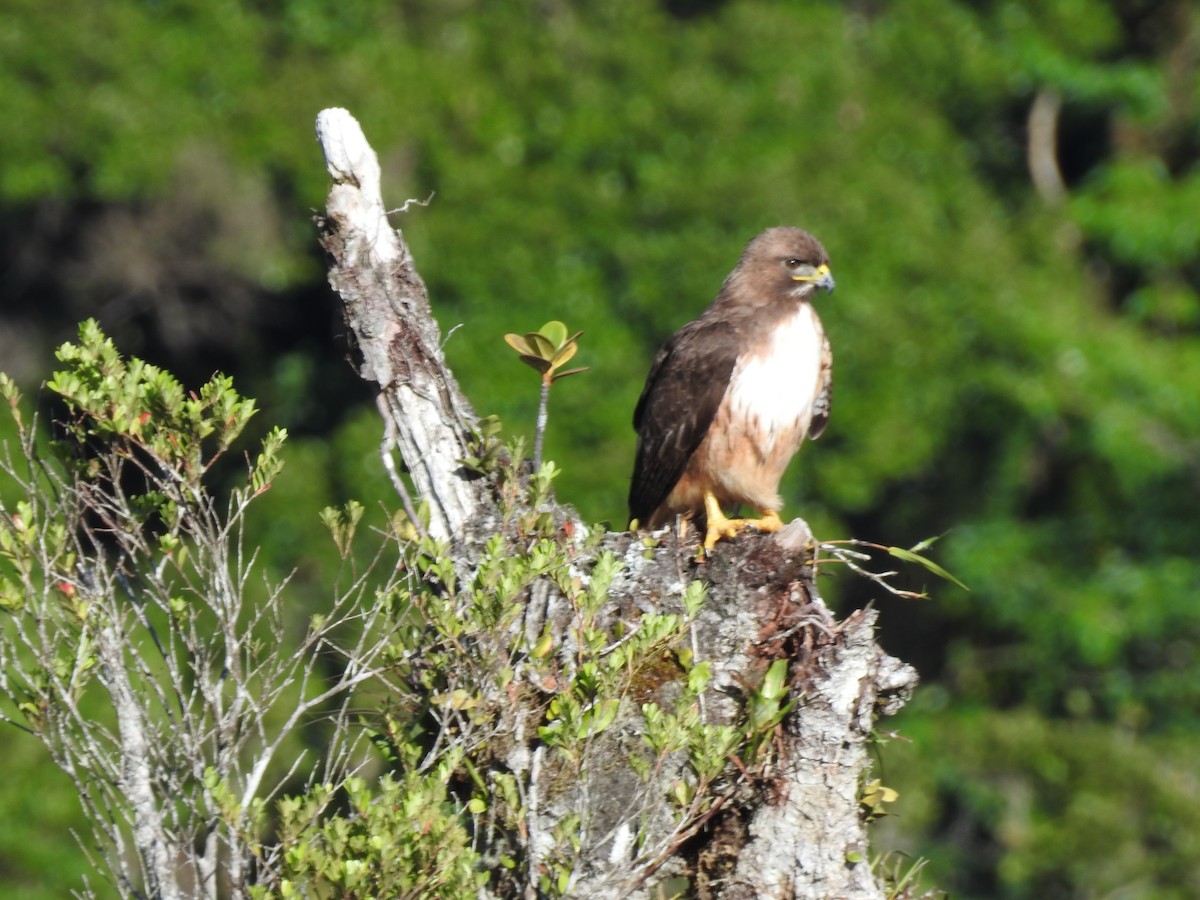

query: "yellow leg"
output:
702 493 784 551
703 493 746 550
753 509 784 534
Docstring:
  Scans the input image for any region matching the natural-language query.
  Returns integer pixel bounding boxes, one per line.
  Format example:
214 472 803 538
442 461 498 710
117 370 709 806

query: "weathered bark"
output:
315 107 491 543
315 107 918 899
541 523 919 899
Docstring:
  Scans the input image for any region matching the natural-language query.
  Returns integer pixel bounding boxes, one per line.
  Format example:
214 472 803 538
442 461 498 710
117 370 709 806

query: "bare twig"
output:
817 540 930 600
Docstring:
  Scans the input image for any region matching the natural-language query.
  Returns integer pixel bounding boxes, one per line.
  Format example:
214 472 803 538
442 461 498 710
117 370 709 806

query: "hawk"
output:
628 227 834 551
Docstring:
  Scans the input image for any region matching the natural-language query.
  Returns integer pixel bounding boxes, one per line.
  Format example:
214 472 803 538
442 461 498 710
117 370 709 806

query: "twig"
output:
817 541 928 599
532 378 550 472
385 191 435 215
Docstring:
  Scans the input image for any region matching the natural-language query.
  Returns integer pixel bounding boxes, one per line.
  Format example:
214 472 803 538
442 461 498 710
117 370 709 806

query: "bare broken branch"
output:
315 107 491 543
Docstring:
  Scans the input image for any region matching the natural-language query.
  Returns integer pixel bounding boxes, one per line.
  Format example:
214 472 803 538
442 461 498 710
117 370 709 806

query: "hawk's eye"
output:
785 258 802 268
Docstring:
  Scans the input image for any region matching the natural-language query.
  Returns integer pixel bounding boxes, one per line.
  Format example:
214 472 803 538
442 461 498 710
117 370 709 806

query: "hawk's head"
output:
722 227 835 309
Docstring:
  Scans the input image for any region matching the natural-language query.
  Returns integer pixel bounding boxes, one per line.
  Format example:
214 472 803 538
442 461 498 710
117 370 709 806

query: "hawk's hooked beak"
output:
792 263 835 293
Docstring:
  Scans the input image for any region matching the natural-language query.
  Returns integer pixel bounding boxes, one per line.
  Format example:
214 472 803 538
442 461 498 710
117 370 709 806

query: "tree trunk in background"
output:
315 107 918 899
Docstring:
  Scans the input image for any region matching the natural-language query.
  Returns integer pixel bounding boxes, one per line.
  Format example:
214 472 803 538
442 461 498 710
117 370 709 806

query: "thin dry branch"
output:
1028 87 1066 206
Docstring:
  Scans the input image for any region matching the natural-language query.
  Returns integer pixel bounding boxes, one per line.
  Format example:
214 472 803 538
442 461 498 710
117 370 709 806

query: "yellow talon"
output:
702 493 784 551
752 509 784 534
703 497 747 551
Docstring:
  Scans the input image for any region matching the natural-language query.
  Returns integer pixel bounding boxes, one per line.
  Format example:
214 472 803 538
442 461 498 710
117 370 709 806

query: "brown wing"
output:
807 331 833 440
629 319 740 524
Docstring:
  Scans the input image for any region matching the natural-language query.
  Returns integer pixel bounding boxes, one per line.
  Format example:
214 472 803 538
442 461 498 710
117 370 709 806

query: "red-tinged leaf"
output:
504 333 533 354
519 354 552 373
550 342 578 367
551 366 589 380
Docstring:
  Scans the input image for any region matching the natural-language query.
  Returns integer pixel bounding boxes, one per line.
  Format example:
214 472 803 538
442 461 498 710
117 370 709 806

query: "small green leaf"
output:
526 331 557 359
861 778 900 818
478 414 504 438
907 533 944 553
538 320 568 348
682 580 707 617
760 658 789 701
886 546 969 590
532 631 555 659
441 688 477 710
670 779 695 807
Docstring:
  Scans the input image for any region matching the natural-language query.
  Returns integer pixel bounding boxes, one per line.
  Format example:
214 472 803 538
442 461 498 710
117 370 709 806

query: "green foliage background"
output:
2 0 1198 895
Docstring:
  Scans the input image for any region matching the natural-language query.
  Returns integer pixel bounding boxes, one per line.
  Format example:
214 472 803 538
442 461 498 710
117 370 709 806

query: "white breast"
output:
726 304 824 455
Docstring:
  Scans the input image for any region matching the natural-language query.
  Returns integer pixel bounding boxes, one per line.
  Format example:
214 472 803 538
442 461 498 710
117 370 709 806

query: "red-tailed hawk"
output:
628 227 834 551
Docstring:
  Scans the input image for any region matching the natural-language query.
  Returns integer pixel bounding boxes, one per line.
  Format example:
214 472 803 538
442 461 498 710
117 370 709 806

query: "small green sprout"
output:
503 321 589 470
